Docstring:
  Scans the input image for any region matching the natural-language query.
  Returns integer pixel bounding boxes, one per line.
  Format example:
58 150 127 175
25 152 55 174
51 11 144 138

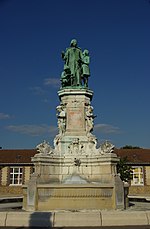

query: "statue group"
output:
61 39 90 88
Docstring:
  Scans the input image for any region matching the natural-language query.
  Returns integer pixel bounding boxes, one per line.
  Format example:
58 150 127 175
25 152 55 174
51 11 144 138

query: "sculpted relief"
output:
56 104 66 136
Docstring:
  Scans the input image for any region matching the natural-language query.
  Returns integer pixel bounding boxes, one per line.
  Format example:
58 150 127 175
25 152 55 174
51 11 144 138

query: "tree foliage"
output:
121 145 141 149
117 157 132 182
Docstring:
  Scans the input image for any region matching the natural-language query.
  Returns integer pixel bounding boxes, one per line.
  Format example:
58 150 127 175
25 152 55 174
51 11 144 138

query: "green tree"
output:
121 145 141 149
117 157 132 182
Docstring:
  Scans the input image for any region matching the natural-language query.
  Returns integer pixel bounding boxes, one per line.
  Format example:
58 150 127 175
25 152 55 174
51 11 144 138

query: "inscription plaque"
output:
67 108 84 130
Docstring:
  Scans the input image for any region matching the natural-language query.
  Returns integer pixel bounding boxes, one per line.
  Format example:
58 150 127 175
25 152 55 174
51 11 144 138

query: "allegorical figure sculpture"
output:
85 105 94 133
56 105 66 135
61 39 90 88
36 140 53 155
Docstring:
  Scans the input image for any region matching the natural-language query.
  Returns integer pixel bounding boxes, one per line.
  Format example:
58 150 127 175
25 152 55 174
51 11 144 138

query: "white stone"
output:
6 212 54 227
101 211 148 226
0 212 7 226
54 212 101 227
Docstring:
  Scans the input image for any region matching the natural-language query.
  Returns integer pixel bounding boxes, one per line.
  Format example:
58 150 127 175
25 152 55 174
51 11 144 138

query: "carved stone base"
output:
23 183 124 211
23 152 125 211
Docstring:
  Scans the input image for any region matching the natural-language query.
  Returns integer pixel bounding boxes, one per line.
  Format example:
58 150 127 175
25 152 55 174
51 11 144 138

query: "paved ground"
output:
1 199 150 211
0 226 150 229
1 202 150 211
0 226 149 228
128 200 150 211
1 197 150 228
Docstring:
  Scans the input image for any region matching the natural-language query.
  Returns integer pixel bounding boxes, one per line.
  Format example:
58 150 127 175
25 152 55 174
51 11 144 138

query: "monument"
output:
23 39 125 211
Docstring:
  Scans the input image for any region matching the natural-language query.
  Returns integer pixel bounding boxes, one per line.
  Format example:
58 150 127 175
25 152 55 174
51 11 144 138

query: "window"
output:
10 167 23 185
131 166 144 186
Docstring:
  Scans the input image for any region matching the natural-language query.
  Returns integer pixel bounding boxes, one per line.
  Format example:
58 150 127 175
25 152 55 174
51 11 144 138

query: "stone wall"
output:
24 167 32 183
145 166 150 185
0 165 33 196
129 185 150 195
0 185 23 195
129 165 150 195
1 167 8 186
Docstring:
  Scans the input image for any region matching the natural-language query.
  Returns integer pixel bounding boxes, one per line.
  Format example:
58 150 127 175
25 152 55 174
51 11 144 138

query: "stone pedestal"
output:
54 88 97 155
23 88 125 211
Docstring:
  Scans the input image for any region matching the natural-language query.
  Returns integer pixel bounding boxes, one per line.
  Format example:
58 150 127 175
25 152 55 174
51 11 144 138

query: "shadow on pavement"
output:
29 211 52 228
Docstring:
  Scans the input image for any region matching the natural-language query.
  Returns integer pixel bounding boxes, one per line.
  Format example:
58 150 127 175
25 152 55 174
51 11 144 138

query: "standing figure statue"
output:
85 105 95 134
56 105 66 135
81 49 90 87
61 39 83 87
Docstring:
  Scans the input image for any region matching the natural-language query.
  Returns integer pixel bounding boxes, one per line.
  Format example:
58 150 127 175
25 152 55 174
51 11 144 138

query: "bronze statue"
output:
81 49 90 87
61 39 90 88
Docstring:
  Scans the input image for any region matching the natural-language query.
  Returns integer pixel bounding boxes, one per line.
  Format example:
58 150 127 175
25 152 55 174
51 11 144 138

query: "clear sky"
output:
0 0 150 149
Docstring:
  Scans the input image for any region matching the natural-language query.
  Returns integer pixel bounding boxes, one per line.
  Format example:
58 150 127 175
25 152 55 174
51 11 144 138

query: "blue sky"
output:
0 0 150 149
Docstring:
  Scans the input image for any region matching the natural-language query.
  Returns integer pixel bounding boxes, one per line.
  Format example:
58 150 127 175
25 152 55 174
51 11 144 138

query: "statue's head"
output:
83 49 89 56
70 39 77 47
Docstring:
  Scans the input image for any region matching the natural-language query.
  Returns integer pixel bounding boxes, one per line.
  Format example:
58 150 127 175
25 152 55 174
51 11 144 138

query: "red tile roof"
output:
0 149 37 164
0 148 150 165
114 148 150 164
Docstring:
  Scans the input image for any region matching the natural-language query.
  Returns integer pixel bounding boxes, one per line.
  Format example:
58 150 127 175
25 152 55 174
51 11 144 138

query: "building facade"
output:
0 148 150 196
0 149 35 195
115 148 150 196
